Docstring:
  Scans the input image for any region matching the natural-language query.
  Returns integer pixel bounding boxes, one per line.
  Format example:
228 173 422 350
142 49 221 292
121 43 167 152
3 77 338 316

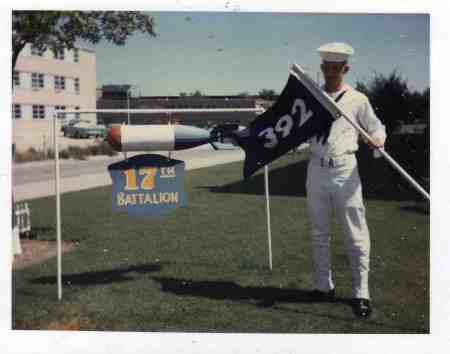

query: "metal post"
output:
122 121 127 160
167 114 172 160
125 87 133 160
53 113 62 300
127 89 131 125
264 165 273 271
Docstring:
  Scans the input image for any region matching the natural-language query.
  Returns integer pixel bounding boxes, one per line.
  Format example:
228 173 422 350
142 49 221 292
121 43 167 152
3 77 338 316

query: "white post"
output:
127 89 131 125
264 165 273 271
122 121 127 160
167 116 172 160
53 113 62 300
124 90 131 160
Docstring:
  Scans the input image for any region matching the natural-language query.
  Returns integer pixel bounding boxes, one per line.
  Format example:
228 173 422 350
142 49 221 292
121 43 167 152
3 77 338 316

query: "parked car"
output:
61 119 79 136
64 120 107 139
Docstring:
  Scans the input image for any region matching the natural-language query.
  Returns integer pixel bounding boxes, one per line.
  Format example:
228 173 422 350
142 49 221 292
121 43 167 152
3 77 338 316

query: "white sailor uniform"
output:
306 83 386 299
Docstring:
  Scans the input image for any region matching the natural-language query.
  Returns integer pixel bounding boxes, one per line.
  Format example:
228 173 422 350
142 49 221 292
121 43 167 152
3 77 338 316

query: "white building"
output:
12 44 97 152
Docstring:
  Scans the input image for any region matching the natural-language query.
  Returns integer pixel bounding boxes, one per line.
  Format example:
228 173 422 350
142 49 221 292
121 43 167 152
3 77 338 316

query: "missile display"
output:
106 124 214 152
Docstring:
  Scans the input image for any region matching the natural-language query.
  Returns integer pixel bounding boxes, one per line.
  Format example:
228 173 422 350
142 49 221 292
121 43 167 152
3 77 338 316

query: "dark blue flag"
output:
232 71 340 178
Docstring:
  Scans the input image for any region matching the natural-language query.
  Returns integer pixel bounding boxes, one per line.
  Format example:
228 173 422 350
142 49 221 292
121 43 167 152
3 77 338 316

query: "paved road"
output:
12 147 245 201
13 156 120 186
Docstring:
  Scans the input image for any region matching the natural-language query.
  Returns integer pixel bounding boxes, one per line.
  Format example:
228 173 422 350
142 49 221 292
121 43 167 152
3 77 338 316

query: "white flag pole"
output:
291 64 430 201
264 165 273 271
53 113 62 300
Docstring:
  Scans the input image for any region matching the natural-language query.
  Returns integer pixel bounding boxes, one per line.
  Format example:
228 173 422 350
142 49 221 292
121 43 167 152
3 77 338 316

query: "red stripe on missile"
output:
107 126 122 151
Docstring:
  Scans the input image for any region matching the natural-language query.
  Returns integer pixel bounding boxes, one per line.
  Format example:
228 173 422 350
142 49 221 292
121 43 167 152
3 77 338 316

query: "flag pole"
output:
291 64 430 201
53 113 62 300
264 165 273 271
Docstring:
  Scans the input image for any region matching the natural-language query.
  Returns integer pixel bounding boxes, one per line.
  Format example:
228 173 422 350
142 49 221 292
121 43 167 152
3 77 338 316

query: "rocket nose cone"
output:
106 126 122 151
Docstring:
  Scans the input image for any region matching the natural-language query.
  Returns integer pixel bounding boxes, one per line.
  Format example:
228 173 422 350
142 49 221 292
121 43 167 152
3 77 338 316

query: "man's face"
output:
320 61 349 84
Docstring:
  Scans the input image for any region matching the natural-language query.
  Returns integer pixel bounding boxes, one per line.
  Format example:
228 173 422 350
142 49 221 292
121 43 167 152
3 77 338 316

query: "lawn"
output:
12 151 429 333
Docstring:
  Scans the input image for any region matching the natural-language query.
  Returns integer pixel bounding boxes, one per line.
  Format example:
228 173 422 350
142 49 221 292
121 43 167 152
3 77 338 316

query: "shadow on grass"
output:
198 159 308 198
151 276 417 331
198 148 428 203
400 203 430 215
152 275 352 307
31 264 161 286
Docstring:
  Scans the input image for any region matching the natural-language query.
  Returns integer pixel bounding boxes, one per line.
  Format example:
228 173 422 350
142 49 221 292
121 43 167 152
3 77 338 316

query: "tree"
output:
12 11 156 71
356 71 412 133
356 71 430 133
406 89 429 124
422 88 430 125
258 89 278 100
189 90 203 97
356 72 430 194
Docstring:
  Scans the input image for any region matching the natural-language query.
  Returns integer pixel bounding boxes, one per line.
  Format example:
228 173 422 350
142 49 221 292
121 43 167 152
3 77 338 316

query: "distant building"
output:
255 98 275 110
394 123 427 135
97 85 262 127
12 44 96 152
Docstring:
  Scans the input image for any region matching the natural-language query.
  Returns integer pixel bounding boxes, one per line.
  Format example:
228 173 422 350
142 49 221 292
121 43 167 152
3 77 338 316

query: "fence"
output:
15 202 31 236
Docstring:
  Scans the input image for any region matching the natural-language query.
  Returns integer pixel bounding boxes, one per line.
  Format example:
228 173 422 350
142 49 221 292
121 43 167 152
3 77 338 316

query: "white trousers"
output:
306 154 371 299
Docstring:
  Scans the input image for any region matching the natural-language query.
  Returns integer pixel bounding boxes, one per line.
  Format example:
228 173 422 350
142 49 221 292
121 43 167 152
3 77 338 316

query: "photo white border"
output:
2 1 448 353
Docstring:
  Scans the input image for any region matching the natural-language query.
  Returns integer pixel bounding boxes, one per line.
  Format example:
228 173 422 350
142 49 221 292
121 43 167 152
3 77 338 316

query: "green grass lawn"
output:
13 151 429 333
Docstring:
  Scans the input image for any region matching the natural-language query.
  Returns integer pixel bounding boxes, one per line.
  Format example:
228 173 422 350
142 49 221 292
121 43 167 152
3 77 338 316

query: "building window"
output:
54 76 66 91
12 104 21 119
73 48 79 63
55 105 66 119
54 49 65 60
32 105 45 119
31 73 45 89
75 106 80 120
74 78 80 94
13 71 20 87
31 45 44 56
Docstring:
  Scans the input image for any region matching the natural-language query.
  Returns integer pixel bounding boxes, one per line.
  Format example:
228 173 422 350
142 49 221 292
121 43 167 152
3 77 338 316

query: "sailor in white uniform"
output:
306 42 386 318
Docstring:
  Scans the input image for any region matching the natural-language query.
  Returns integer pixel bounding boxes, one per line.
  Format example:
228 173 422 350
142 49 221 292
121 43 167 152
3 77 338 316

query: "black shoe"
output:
309 288 335 302
352 298 372 318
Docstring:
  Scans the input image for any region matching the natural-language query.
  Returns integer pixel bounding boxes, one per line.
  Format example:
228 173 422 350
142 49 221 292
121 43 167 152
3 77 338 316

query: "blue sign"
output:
108 154 187 216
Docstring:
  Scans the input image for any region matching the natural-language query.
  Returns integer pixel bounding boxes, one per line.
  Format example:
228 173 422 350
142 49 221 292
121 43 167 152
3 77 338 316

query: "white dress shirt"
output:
309 84 386 158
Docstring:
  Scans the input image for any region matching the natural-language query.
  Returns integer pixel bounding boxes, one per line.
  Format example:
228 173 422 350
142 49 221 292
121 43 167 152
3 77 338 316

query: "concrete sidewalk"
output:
13 147 245 201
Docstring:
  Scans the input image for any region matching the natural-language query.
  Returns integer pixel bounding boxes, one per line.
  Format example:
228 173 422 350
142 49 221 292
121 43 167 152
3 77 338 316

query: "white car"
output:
64 120 106 139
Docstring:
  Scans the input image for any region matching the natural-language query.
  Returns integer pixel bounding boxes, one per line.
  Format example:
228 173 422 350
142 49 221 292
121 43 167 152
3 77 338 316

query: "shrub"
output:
95 141 118 156
67 146 87 160
86 145 99 156
15 147 46 162
46 149 55 159
14 141 117 162
59 150 70 159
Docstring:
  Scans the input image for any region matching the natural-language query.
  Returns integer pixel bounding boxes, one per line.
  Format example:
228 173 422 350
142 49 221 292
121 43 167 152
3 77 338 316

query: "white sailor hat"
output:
317 42 354 62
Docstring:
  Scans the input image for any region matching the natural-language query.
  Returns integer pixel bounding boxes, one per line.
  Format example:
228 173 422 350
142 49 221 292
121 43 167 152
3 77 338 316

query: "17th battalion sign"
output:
108 154 187 217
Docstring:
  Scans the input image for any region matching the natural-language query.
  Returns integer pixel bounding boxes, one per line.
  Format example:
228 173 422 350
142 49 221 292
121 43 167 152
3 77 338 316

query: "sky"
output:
90 12 429 96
